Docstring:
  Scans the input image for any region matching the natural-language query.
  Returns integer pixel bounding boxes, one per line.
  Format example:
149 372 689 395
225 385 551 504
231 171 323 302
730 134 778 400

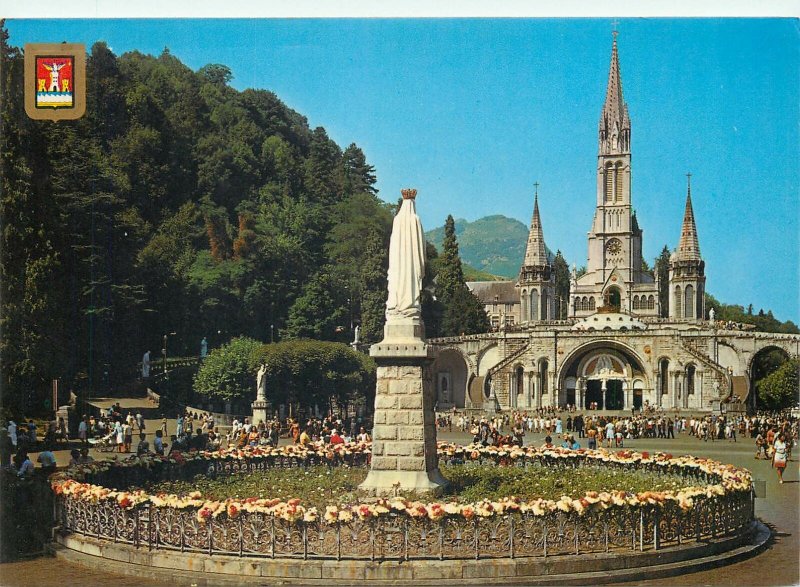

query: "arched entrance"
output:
432 349 469 409
604 286 622 312
564 376 577 408
632 379 644 410
749 346 791 410
514 365 525 408
583 355 625 410
559 341 648 411
539 359 549 406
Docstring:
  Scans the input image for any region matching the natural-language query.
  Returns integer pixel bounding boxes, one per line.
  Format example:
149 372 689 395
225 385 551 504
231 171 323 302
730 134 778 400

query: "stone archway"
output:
604 286 622 312
432 349 469 409
749 345 792 410
559 340 649 411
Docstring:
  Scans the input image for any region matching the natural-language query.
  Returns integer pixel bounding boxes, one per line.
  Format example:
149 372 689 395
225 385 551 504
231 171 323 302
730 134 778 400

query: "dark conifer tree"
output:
654 245 671 317
436 216 490 336
553 251 570 319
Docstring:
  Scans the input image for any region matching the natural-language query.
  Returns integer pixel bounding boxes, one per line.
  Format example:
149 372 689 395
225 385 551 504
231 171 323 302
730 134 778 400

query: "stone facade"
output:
431 326 799 413
436 36 800 413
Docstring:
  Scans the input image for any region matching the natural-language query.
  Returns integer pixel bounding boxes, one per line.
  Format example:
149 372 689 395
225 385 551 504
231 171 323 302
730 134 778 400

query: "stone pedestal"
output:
360 324 447 495
251 399 269 427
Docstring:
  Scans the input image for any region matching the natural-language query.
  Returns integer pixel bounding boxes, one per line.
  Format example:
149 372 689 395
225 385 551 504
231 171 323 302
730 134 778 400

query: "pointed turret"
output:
668 172 706 321
599 34 631 155
516 184 555 322
676 176 701 261
522 191 548 267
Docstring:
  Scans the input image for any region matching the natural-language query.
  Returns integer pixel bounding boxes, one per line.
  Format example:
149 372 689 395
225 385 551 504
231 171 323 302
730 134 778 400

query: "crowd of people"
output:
3 401 796 486
226 414 372 449
441 407 798 472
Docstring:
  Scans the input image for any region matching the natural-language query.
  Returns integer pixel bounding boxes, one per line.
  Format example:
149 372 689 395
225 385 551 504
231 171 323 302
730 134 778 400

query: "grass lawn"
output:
143 463 695 510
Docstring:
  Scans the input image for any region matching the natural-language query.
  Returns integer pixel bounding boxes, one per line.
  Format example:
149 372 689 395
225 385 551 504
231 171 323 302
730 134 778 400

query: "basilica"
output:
429 36 798 413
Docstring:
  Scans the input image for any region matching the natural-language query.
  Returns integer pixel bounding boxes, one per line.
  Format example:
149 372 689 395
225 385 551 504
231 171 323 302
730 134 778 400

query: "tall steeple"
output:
599 33 631 156
516 183 554 322
668 172 706 321
676 173 701 261
522 184 548 267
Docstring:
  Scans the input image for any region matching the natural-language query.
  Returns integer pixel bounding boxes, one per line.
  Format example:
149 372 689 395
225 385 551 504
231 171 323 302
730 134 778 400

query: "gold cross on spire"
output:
612 19 620 38
534 181 539 198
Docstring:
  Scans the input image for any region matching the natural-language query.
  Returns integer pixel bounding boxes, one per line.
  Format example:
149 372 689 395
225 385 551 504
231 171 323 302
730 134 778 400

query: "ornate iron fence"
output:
56 490 753 561
54 446 755 561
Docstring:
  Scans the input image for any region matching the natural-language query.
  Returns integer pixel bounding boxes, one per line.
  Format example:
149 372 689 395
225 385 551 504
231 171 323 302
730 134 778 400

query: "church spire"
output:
676 173 701 261
599 33 630 155
522 183 548 267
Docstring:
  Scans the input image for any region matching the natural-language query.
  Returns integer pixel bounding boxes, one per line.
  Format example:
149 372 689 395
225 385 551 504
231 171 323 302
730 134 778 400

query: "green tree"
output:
553 251 570 319
436 216 490 336
422 242 444 338
342 143 377 196
325 192 392 343
704 293 799 334
654 245 671 318
756 358 799 410
251 340 376 414
283 271 348 341
193 336 263 402
0 26 68 414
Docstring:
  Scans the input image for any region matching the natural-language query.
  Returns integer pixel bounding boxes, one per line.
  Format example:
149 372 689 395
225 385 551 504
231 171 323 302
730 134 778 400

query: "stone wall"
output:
366 362 442 491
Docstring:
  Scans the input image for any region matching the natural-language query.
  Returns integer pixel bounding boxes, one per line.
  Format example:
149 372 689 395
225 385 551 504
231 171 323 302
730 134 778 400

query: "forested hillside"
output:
425 215 531 278
0 29 393 414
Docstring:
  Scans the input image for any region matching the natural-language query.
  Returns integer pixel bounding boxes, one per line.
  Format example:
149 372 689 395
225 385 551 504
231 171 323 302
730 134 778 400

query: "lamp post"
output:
162 332 176 374
555 295 568 320
270 324 274 344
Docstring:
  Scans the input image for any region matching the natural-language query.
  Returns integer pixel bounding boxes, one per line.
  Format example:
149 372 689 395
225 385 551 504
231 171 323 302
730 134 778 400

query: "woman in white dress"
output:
772 433 788 484
115 421 124 453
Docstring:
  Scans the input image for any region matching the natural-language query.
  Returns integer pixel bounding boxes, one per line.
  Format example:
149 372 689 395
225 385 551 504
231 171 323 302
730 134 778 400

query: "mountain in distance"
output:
426 215 532 279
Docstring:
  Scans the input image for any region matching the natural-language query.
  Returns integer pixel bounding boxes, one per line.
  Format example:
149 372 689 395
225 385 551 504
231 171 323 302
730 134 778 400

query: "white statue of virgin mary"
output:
385 189 426 321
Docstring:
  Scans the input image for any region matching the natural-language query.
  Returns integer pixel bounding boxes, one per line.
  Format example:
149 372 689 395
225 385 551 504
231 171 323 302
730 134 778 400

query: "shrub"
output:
251 340 376 412
193 336 263 402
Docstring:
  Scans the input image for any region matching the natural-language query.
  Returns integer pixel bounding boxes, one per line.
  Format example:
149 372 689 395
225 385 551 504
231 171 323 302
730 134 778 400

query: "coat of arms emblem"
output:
24 43 86 121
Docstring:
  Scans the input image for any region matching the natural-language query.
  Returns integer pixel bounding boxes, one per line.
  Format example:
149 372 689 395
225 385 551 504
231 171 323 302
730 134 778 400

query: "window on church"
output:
615 162 624 202
660 359 670 395
604 163 613 203
674 286 682 319
589 297 596 311
684 285 695 319
648 295 655 310
541 290 549 320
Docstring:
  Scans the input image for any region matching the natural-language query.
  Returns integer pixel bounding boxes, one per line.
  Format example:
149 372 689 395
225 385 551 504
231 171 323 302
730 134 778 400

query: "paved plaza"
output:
1 403 797 586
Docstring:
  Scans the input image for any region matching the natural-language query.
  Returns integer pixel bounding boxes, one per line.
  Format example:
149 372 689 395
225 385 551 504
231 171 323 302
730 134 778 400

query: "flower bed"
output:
52 442 755 560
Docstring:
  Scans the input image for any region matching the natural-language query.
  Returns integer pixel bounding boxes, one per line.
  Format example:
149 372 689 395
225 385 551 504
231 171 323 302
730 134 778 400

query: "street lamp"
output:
162 331 176 374
555 295 568 320
270 324 274 343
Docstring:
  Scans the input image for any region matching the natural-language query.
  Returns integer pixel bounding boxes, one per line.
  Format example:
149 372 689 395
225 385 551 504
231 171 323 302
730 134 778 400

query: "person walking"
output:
773 433 788 484
115 420 124 452
7 419 17 450
755 432 766 459
123 420 133 453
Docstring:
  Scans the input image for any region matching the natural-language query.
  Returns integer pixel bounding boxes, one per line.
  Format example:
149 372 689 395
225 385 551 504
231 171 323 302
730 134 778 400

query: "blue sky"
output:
6 18 799 321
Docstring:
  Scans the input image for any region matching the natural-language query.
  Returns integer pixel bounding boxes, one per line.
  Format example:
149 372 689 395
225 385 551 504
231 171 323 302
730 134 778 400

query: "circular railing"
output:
52 443 755 561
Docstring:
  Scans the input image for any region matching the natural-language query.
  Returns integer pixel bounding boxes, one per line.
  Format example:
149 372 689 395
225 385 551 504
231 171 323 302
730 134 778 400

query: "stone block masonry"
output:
359 345 448 495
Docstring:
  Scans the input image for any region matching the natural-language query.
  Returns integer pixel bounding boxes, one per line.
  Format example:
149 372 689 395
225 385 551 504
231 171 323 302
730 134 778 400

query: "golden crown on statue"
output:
401 188 417 200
